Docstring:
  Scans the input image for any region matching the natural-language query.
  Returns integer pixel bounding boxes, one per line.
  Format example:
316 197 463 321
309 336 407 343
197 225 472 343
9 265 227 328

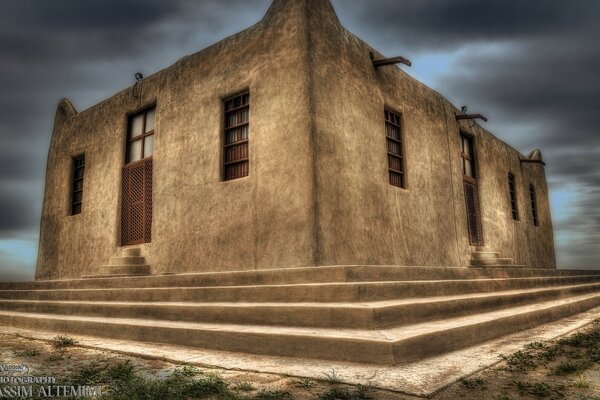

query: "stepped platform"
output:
0 265 599 367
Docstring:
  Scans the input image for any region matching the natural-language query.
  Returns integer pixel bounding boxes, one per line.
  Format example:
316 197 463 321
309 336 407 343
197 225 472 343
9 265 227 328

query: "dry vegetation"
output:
0 321 599 399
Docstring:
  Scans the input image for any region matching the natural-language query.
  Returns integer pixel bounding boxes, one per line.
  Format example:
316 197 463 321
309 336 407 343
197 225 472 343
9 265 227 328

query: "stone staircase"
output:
0 265 599 364
470 247 525 268
92 247 151 277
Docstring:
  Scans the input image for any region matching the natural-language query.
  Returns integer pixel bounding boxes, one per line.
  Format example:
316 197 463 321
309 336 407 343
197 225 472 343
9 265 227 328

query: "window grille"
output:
508 173 519 220
223 92 249 180
71 155 85 215
529 184 539 226
385 109 405 187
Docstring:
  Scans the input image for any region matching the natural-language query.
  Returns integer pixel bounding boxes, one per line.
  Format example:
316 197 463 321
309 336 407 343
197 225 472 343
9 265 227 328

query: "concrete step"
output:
470 258 514 266
109 256 146 266
123 248 141 257
471 252 501 260
2 266 599 291
1 275 599 303
0 292 598 364
96 264 151 276
0 283 598 329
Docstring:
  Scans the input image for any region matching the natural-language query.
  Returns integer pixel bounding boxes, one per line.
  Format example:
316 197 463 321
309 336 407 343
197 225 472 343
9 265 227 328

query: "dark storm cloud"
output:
332 0 599 53
0 187 40 239
0 0 598 271
0 0 269 241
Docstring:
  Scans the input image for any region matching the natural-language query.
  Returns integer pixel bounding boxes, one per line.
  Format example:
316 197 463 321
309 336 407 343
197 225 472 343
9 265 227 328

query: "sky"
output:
0 0 598 281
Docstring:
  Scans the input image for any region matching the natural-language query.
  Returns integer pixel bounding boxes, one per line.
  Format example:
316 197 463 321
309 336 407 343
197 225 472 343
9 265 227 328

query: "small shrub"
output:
513 380 563 398
460 376 486 390
502 350 537 371
551 360 591 375
46 349 66 362
52 334 78 348
586 345 600 362
16 349 40 357
107 360 135 382
526 341 546 350
323 369 342 384
559 331 600 348
540 345 563 361
293 378 316 389
186 374 230 397
572 375 590 389
232 381 254 391
69 361 108 385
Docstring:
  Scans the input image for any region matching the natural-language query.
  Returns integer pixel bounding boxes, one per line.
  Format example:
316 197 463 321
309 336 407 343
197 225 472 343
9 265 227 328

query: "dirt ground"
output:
1 321 599 399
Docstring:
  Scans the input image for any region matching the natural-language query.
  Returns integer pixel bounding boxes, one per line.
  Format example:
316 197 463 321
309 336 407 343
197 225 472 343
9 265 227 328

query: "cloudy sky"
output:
0 0 598 281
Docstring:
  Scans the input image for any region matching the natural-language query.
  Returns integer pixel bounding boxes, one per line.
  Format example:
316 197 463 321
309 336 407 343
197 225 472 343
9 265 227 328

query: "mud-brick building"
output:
35 0 555 280
4 0 600 384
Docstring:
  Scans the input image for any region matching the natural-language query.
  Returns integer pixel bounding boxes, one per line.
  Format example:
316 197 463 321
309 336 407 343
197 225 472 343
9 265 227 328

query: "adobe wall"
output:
305 0 555 268
36 0 555 280
36 0 317 279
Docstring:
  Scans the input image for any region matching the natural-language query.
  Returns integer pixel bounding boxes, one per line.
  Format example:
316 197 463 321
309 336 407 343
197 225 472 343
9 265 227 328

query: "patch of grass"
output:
107 360 136 382
232 381 254 391
52 334 78 348
64 362 237 400
15 348 41 357
293 378 316 389
587 346 600 362
551 360 591 375
540 345 564 362
525 341 546 350
318 385 372 400
502 350 538 372
460 376 486 390
323 369 342 384
558 331 600 348
69 361 108 385
253 389 292 399
513 380 563 398
572 375 590 389
46 349 66 362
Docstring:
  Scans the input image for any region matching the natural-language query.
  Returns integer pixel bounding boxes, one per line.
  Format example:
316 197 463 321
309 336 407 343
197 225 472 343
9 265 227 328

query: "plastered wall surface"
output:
36 0 555 279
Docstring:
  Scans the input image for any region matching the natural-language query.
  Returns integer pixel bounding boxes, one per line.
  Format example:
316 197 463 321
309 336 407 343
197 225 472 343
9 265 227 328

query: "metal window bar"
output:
224 92 250 181
385 109 405 188
71 155 85 215
508 173 519 220
529 184 539 226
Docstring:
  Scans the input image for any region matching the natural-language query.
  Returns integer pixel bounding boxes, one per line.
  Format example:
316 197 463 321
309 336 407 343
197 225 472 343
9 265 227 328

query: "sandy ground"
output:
1 321 599 399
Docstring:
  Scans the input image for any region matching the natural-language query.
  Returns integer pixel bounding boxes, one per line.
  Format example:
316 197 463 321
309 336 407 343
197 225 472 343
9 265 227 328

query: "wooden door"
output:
121 106 155 246
460 134 484 246
121 159 152 245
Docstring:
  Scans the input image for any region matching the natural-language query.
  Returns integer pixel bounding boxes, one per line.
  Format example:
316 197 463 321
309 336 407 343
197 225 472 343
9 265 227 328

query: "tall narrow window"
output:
529 184 539 226
223 92 249 181
460 134 476 179
385 109 405 188
126 106 155 164
71 155 85 215
508 173 519 220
